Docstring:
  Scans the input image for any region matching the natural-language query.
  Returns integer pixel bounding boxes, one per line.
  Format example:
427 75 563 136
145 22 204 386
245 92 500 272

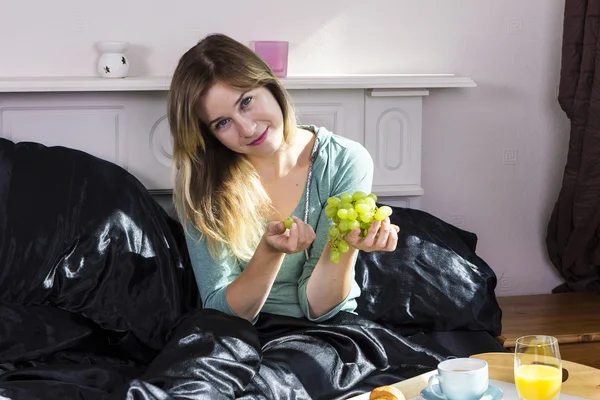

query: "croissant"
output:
369 385 406 400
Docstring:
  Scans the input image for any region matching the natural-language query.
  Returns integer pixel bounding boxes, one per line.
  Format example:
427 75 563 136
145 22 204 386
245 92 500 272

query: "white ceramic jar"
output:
96 41 130 78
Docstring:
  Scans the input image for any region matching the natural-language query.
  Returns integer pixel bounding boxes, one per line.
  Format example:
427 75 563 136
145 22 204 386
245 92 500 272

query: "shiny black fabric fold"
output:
0 307 505 400
109 309 262 400
0 139 200 350
0 307 260 400
0 138 505 399
239 312 449 400
110 312 505 400
108 311 445 400
355 205 502 336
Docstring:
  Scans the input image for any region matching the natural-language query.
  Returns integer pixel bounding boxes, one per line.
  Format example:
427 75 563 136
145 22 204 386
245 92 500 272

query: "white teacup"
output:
427 358 489 400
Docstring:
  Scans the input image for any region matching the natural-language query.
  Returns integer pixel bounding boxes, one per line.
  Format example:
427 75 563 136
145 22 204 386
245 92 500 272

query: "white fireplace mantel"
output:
0 74 476 208
0 74 475 92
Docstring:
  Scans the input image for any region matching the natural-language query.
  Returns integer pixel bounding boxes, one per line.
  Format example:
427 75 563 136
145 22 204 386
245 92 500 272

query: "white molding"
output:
365 93 424 201
284 74 475 89
0 74 476 93
374 185 425 197
0 76 173 93
0 105 127 169
369 89 430 97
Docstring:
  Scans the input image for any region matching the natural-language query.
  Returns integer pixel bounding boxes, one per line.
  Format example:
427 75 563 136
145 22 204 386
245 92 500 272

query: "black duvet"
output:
0 138 504 399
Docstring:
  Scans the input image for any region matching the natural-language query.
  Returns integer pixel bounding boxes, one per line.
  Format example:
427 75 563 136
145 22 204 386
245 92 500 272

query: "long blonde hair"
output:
168 33 297 261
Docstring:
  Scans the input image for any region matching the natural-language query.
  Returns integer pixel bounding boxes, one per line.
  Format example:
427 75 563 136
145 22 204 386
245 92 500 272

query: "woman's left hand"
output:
345 217 399 253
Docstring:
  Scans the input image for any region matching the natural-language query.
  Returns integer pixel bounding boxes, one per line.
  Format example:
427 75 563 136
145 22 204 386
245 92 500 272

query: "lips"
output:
249 128 268 146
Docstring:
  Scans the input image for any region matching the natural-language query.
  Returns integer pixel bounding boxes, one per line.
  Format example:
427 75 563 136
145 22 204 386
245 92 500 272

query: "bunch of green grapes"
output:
325 191 392 263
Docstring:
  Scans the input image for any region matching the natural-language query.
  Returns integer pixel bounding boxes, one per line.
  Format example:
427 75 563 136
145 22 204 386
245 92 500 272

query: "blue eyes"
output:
213 96 253 130
241 96 252 107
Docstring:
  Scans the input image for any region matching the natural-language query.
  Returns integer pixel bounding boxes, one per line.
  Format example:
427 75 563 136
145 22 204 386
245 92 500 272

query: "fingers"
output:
362 220 381 248
286 220 299 249
346 218 399 253
376 219 399 251
385 223 398 251
345 228 361 247
266 216 319 254
375 218 391 248
267 220 286 235
282 216 315 253
292 216 312 244
291 216 304 238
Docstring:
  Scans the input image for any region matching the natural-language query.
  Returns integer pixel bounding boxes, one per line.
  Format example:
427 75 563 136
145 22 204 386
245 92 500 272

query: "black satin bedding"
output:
0 138 505 399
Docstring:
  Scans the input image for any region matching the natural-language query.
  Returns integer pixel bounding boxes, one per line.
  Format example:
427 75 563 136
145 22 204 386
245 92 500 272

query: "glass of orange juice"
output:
514 335 562 400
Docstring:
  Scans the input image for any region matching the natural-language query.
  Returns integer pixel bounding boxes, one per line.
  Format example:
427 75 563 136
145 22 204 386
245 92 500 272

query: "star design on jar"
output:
121 56 126 65
104 66 111 73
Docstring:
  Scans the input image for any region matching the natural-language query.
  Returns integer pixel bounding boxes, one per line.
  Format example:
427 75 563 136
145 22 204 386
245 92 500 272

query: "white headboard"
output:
0 74 475 209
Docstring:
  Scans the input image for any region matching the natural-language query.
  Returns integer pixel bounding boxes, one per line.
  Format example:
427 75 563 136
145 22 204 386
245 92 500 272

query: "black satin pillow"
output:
0 138 199 351
354 205 502 336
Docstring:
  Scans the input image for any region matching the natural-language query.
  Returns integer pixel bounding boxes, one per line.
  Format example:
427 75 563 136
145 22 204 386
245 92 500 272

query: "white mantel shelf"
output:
0 74 476 93
0 73 476 200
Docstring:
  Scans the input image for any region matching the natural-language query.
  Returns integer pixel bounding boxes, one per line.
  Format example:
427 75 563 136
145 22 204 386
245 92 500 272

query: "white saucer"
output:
420 384 503 400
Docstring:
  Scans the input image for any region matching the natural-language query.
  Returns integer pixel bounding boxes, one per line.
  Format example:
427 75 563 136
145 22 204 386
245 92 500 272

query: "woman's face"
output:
198 83 285 156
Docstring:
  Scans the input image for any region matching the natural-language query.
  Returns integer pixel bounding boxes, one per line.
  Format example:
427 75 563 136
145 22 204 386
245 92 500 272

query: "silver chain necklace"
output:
302 135 320 261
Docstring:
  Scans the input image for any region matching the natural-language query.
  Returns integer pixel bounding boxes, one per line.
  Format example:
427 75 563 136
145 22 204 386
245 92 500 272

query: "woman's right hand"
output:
263 216 316 254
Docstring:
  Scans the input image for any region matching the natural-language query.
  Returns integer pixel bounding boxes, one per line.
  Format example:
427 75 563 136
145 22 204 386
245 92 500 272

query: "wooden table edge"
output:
344 352 600 400
498 334 600 349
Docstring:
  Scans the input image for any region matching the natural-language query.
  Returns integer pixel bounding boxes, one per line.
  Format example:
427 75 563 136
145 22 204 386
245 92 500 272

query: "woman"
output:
168 33 399 324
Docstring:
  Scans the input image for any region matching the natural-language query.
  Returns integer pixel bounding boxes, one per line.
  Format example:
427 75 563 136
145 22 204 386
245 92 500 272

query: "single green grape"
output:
360 212 374 223
330 249 341 263
378 205 392 217
352 191 367 201
374 209 387 221
328 225 340 239
339 202 353 210
367 193 378 202
325 205 337 218
346 208 358 220
340 193 353 203
337 239 350 253
348 220 360 231
339 219 350 232
373 205 393 221
337 209 349 219
283 217 294 229
355 203 371 214
363 197 376 209
327 196 341 207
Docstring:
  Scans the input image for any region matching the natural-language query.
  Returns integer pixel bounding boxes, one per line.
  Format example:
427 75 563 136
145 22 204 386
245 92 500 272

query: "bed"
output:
0 137 505 399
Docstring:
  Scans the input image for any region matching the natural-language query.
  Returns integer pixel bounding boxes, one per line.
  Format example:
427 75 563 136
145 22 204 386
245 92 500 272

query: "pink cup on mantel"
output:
249 41 289 78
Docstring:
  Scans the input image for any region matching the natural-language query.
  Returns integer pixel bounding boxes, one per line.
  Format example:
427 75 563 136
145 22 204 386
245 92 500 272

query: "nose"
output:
237 115 256 138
